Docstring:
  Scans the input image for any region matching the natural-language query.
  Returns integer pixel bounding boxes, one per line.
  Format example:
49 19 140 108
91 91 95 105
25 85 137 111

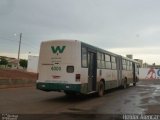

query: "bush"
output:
0 58 8 68
19 59 28 69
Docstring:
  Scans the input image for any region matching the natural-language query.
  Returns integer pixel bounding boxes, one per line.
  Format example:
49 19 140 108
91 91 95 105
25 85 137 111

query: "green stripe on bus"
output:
37 82 88 93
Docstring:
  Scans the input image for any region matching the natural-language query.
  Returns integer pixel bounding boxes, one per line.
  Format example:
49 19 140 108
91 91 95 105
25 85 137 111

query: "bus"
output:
36 40 139 96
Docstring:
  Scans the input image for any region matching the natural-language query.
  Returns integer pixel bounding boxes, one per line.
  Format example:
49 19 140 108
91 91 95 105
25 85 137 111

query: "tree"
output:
0 57 8 68
19 59 28 69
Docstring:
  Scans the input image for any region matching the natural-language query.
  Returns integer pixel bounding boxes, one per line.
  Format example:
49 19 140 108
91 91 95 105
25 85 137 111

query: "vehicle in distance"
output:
36 40 139 96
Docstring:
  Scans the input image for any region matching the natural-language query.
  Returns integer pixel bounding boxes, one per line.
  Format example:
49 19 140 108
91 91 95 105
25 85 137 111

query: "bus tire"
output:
133 82 136 86
133 77 137 86
98 81 105 97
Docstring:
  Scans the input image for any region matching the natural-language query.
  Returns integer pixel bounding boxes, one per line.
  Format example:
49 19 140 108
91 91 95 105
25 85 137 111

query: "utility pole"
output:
17 33 22 69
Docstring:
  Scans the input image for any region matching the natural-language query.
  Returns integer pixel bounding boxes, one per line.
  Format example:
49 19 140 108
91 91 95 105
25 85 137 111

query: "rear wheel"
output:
98 81 105 97
133 77 137 86
133 82 136 86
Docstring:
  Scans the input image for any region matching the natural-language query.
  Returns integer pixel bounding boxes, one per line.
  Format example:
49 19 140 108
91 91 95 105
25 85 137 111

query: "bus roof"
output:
41 39 80 44
121 56 140 64
41 39 139 64
81 41 118 56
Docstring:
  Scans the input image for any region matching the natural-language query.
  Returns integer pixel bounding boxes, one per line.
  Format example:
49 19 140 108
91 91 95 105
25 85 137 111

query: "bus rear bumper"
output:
36 82 81 92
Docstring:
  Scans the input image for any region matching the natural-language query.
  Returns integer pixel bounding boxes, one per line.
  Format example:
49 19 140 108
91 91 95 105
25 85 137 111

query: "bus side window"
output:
105 54 110 62
97 53 106 69
111 56 116 69
126 60 130 70
97 52 101 68
97 52 105 68
111 56 116 63
122 59 126 70
105 54 111 69
82 47 87 67
101 53 105 68
130 62 133 70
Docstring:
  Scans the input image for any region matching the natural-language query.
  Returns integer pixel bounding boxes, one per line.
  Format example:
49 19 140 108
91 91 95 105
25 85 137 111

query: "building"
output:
0 56 26 69
126 54 133 59
0 56 18 69
134 59 143 68
147 64 160 69
27 55 39 73
7 58 18 69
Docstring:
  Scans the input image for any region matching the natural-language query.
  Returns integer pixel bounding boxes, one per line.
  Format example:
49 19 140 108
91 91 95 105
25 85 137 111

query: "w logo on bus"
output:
51 46 66 54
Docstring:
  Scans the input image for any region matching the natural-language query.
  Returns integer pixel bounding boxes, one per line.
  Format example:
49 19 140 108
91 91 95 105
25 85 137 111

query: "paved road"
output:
0 80 160 115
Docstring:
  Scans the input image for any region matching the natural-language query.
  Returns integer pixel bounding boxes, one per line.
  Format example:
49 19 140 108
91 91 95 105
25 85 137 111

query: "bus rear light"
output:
52 75 61 79
76 74 81 82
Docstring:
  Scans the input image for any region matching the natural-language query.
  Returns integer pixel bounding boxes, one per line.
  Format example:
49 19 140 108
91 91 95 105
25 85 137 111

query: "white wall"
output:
139 68 160 80
27 55 39 73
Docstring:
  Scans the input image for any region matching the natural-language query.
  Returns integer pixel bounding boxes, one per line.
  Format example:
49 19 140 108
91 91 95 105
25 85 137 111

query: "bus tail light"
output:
76 74 80 82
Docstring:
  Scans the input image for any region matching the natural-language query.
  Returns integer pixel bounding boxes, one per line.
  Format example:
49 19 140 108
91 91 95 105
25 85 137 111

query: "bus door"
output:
88 51 97 92
132 63 136 82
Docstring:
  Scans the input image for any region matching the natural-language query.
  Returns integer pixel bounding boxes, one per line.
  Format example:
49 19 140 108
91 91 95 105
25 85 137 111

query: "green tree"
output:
19 59 28 69
0 57 8 68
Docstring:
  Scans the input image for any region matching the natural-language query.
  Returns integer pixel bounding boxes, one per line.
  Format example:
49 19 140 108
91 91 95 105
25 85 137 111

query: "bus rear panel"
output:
37 40 83 93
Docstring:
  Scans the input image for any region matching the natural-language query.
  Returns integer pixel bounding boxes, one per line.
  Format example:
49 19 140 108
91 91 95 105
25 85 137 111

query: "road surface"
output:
0 80 160 119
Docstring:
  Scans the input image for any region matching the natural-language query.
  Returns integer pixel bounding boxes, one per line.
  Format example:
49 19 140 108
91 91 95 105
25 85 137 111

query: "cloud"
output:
1 0 160 64
108 47 160 55
108 47 160 64
0 0 15 16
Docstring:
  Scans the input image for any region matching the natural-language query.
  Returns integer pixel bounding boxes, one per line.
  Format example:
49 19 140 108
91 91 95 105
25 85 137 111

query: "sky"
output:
0 0 160 64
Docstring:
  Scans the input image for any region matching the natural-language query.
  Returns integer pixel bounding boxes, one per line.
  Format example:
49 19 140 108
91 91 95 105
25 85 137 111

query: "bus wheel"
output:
133 82 136 86
98 81 104 97
133 77 137 86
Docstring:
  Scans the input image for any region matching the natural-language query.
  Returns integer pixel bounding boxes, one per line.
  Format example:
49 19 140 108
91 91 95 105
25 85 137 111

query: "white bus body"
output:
37 40 139 95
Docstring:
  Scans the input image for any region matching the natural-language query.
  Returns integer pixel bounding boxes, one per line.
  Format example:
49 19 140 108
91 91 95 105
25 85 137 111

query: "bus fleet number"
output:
51 66 61 71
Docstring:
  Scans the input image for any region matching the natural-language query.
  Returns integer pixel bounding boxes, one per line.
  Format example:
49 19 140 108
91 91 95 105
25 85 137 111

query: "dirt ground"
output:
0 69 37 80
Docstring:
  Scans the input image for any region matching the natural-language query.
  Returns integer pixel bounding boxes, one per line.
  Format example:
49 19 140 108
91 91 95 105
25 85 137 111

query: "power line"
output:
0 36 39 50
0 41 39 53
0 34 41 57
0 39 39 50
21 41 40 48
0 35 40 45
0 37 18 43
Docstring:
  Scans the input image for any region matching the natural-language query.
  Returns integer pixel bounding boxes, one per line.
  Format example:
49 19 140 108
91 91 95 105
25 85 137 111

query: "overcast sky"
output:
0 0 160 64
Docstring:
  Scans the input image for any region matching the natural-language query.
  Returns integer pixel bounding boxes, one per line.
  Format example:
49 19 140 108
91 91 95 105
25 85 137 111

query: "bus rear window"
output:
67 66 74 73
